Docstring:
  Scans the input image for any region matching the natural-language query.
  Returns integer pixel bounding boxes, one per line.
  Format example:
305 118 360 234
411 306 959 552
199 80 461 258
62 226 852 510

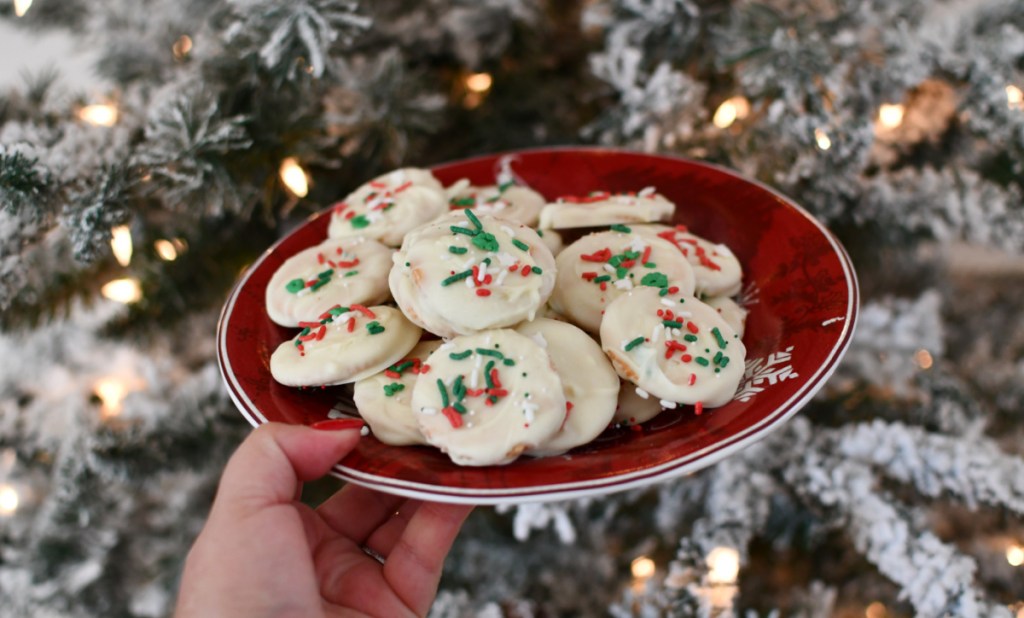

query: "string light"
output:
154 239 181 261
865 601 887 618
0 484 18 516
914 349 933 370
94 377 129 419
878 103 905 129
630 556 656 580
706 547 740 584
1007 544 1024 567
712 96 751 129
172 35 193 60
1007 85 1024 111
12 0 32 17
814 128 832 151
78 103 119 127
465 72 493 94
110 225 133 267
101 278 142 304
279 157 309 198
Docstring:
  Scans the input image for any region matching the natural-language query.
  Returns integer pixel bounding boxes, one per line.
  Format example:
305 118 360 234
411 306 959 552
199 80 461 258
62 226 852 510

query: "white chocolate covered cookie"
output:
390 211 557 338
538 188 675 230
705 295 748 338
447 179 546 227
265 237 393 327
353 340 441 446
600 287 746 409
612 380 664 426
515 318 619 456
535 228 564 256
328 168 447 246
549 228 696 334
270 305 421 387
412 330 566 466
632 224 743 297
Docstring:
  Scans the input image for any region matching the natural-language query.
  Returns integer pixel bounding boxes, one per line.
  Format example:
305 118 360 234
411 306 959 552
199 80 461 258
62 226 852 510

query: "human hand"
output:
175 421 473 618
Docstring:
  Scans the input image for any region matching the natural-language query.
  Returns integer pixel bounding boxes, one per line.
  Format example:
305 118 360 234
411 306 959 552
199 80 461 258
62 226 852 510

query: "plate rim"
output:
216 146 859 505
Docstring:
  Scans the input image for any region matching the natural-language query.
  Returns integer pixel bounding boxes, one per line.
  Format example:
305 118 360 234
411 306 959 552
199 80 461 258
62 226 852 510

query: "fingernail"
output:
311 419 365 431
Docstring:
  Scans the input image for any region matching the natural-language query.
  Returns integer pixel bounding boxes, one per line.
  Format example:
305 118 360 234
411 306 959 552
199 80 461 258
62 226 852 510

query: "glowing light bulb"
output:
279 157 309 198
101 278 142 304
94 377 129 419
865 601 887 618
1007 85 1024 111
914 349 933 370
465 72 493 94
0 485 18 515
110 225 133 267
713 96 751 129
78 103 118 127
706 547 740 584
878 103 905 129
631 556 656 580
172 35 193 60
154 239 178 261
1008 545 1024 567
13 0 32 17
814 128 832 151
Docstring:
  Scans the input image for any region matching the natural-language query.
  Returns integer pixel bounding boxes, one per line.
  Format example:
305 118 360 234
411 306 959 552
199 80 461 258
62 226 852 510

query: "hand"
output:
175 421 473 618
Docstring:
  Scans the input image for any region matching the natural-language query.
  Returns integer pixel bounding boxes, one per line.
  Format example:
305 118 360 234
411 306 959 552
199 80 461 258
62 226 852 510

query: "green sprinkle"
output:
536 229 544 237
615 266 629 279
640 272 668 288
441 270 474 286
719 357 730 368
593 275 612 283
484 360 496 388
449 246 468 254
464 209 483 230
498 180 514 192
471 231 499 252
610 224 632 233
299 327 311 337
684 334 698 342
366 321 385 335
659 288 670 297
453 375 465 400
713 351 723 364
512 239 530 252
351 214 370 229
662 320 683 328
643 262 656 268
449 350 473 360
453 402 467 414
310 279 330 292
711 327 728 349
317 269 333 279
451 197 475 207
286 278 305 293
450 225 478 236
503 358 516 366
696 357 710 367
391 360 416 374
344 270 359 277
531 266 543 275
476 348 504 359
383 383 405 397
436 379 449 407
624 336 645 352
329 306 349 316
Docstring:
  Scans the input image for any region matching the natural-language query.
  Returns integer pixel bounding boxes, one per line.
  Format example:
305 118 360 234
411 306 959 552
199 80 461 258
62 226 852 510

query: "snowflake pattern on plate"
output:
733 345 799 402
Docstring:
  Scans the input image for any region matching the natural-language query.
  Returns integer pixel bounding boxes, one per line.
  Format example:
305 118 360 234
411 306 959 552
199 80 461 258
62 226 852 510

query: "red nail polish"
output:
311 419 365 431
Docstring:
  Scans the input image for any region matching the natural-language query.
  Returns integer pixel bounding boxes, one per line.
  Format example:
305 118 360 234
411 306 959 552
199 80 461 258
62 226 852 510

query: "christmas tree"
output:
2 0 1023 616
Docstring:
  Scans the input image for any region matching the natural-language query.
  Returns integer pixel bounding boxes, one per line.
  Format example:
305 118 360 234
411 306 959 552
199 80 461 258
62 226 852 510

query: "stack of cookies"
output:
264 159 748 466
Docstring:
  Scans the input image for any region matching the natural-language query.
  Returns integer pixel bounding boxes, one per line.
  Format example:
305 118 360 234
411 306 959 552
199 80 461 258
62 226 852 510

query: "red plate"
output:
217 147 858 504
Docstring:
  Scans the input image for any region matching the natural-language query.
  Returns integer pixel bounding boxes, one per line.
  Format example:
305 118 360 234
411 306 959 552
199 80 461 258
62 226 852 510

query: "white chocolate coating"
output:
612 381 664 426
515 319 619 456
600 288 746 408
446 179 546 226
704 295 748 338
265 237 393 327
536 228 564 256
328 168 448 246
390 213 557 338
632 224 743 297
412 330 566 466
353 340 441 446
270 306 421 387
538 189 675 230
549 230 696 334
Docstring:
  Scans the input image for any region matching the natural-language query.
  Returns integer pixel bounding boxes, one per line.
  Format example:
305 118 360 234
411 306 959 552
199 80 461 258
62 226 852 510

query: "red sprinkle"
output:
487 388 509 397
344 211 356 220
641 245 652 264
442 406 463 428
335 258 360 268
336 248 343 255
393 180 413 193
581 248 612 262
620 260 636 268
686 321 699 334
600 282 607 291
384 370 401 379
317 253 325 264
490 368 503 388
420 364 431 373
581 271 598 281
298 321 322 328
688 373 697 385
667 286 679 294
664 340 688 359
349 304 376 318
369 181 387 189
508 263 520 272
694 401 703 415
347 319 356 332
475 289 491 297
520 264 532 276
681 354 693 363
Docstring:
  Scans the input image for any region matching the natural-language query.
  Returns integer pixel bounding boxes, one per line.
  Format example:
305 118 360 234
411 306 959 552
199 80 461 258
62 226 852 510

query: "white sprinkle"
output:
651 324 662 343
821 316 845 326
389 169 407 184
461 256 476 270
660 298 676 307
613 278 633 290
638 186 656 197
465 274 475 288
420 407 437 416
671 328 681 338
529 332 548 348
604 264 616 273
484 334 492 345
466 421 474 428
521 401 539 423
627 236 648 253
469 367 479 389
659 400 677 409
475 266 487 283
500 225 517 238
635 387 650 399
495 268 510 286
676 310 693 318
438 341 455 351
497 252 517 266
360 426 371 436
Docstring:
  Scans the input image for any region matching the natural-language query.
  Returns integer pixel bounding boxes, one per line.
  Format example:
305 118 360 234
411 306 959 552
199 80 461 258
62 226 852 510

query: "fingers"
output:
212 421 362 516
361 499 423 557
316 482 407 543
383 502 473 616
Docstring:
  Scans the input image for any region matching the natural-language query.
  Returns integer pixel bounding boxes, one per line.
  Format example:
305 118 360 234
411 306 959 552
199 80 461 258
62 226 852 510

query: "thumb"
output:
212 420 363 515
